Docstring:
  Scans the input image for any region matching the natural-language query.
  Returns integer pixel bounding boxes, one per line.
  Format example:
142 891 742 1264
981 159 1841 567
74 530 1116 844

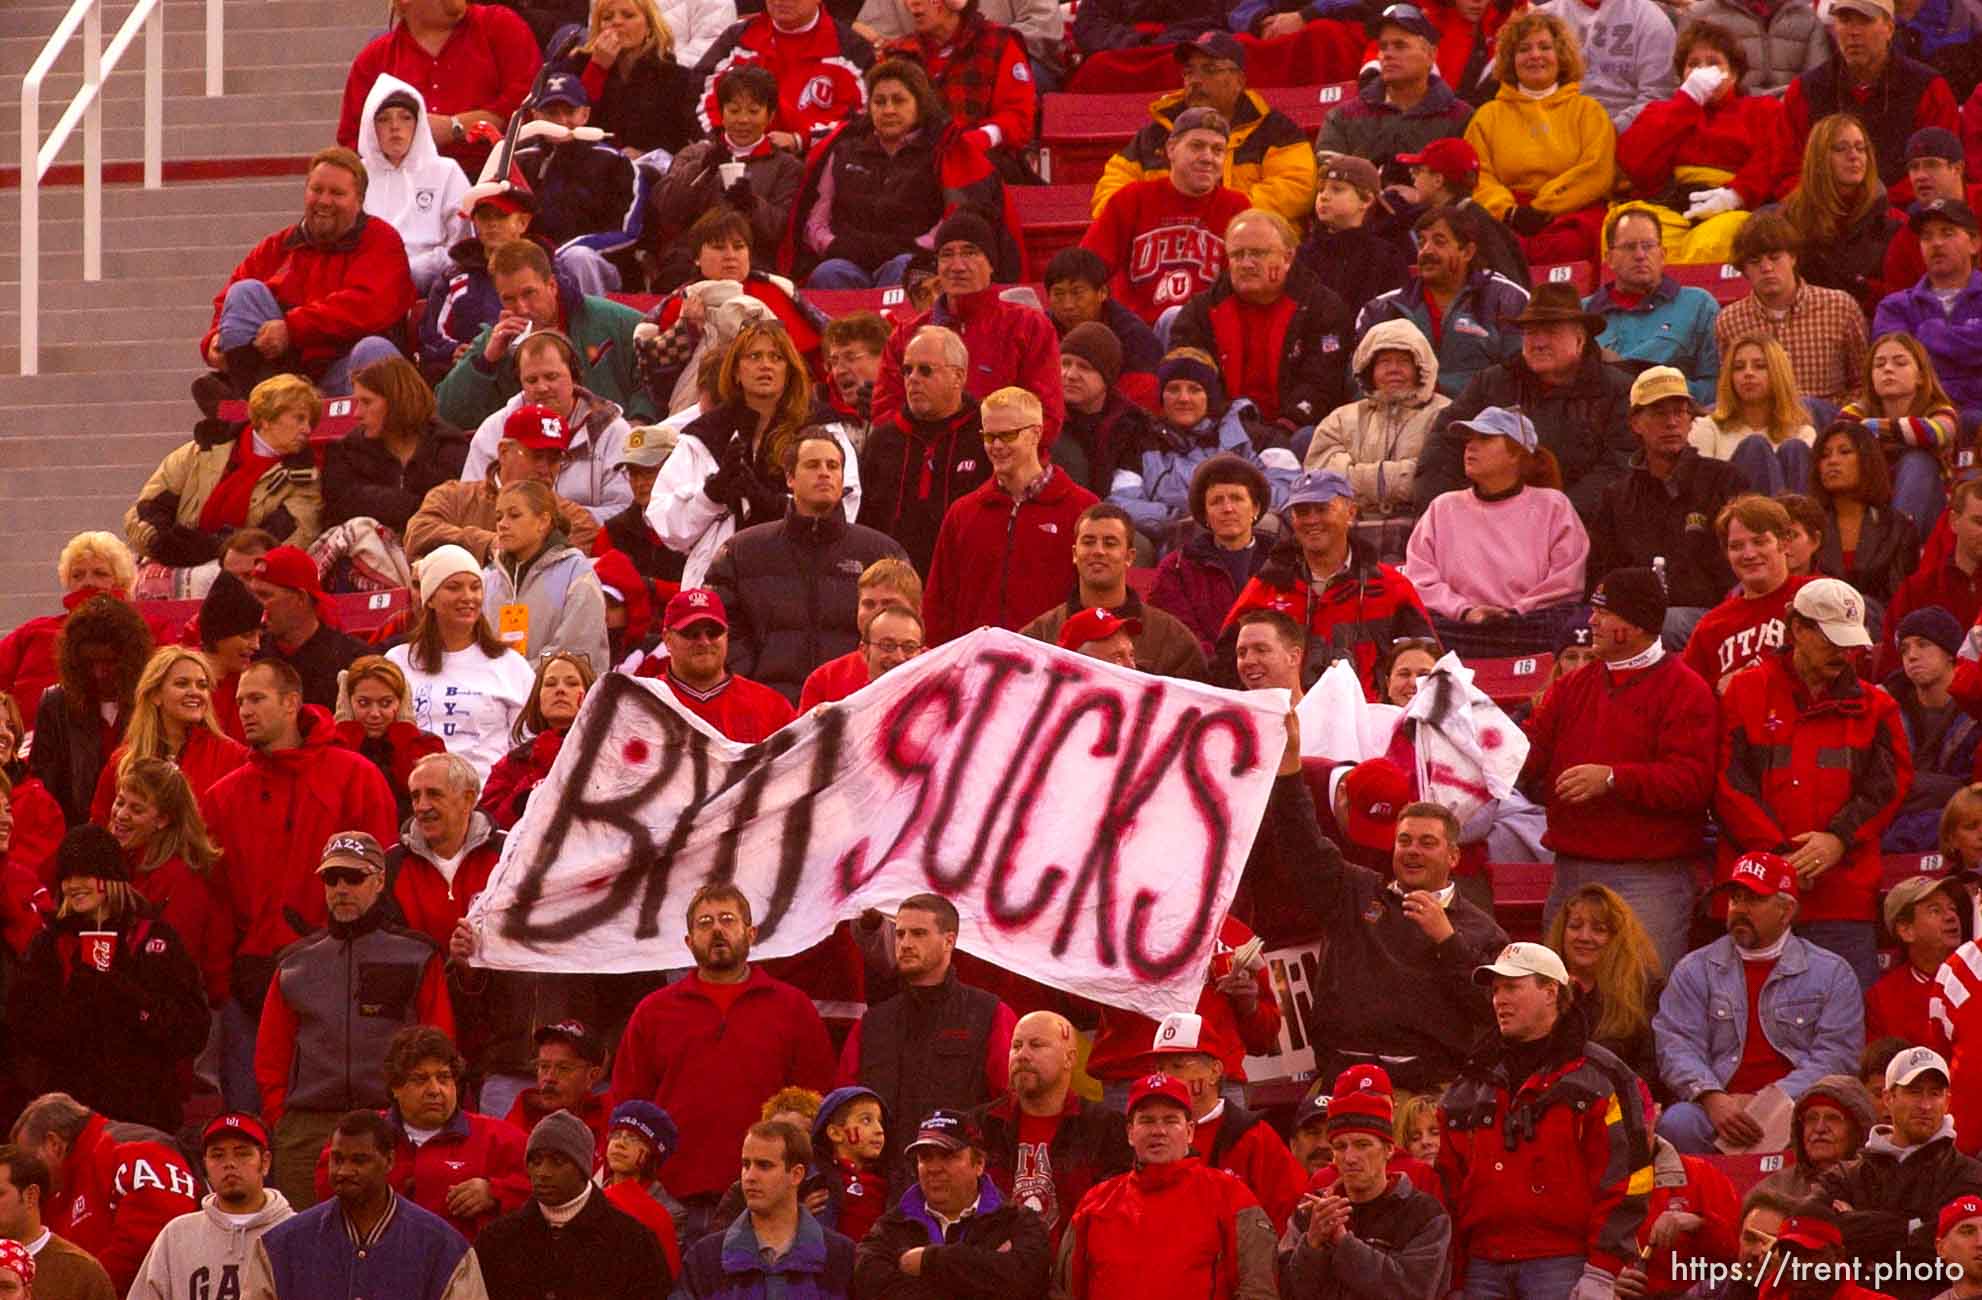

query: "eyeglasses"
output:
1612 239 1660 256
691 912 744 930
669 625 726 642
534 1058 590 1077
321 868 372 887
863 639 923 656
981 424 1039 445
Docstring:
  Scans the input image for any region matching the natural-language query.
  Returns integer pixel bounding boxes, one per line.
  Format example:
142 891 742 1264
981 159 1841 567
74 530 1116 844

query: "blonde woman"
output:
1690 335 1815 494
105 757 231 1004
0 531 137 714
1544 882 1664 1086
87 647 248 824
554 0 699 156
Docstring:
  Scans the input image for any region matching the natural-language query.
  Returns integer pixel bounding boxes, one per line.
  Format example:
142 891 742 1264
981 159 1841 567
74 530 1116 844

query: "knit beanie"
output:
1157 354 1224 411
417 544 483 608
1061 322 1123 387
527 1109 597 1173
1897 605 1964 660
55 824 131 884
1591 567 1667 639
934 209 996 260
198 571 265 644
1324 1063 1395 1140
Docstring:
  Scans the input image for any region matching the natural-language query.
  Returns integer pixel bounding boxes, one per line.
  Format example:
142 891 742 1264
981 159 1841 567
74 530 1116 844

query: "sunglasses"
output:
321 867 374 887
670 624 726 642
981 424 1039 445
903 363 953 378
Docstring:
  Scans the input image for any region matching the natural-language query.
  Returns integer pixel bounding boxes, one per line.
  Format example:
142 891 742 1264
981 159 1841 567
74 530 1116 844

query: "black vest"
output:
1799 55 1946 187
858 970 999 1188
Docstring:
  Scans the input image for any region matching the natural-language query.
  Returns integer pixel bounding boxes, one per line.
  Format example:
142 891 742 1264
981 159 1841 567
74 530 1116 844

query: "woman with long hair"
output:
333 656 446 822
481 650 599 830
0 695 65 884
1837 331 1959 539
1544 882 1664 1086
28 595 152 828
1942 784 1982 873
9 826 209 1131
105 757 230 1004
552 0 699 156
482 480 612 673
324 355 469 534
1462 11 1618 264
649 321 856 587
0 531 137 716
385 545 535 780
1690 335 1816 494
1811 421 1921 619
87 648 249 824
1781 113 1905 315
1402 407 1590 657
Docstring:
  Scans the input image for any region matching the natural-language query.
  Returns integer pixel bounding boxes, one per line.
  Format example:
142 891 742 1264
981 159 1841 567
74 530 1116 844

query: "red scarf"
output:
197 432 279 533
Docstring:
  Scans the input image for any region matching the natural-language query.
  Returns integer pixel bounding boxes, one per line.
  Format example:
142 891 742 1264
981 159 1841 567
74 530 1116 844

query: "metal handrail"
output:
18 0 181 376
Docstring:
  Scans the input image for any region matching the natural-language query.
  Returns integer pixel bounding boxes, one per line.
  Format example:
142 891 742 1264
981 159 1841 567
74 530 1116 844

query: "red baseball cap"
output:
1942 1195 1982 1239
664 587 728 632
202 1112 271 1152
250 546 338 625
1057 606 1142 651
1774 1215 1844 1251
1721 851 1799 901
1340 757 1411 852
503 403 571 453
1397 137 1479 183
1126 1073 1194 1117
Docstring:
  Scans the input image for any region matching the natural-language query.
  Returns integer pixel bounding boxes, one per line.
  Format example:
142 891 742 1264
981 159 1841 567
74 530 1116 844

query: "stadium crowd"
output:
13 0 1982 1293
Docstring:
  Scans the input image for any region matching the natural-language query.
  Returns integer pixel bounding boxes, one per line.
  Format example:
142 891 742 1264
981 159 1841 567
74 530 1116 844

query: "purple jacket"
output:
1871 271 1982 411
1149 529 1269 658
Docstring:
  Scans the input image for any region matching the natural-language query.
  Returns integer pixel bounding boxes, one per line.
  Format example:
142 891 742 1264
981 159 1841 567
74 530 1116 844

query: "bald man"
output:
970 1011 1134 1248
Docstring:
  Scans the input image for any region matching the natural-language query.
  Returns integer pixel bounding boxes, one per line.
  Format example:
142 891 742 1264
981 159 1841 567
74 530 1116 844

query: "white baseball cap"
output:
1793 578 1873 649
1887 1045 1951 1089
1474 941 1570 987
1150 1012 1207 1054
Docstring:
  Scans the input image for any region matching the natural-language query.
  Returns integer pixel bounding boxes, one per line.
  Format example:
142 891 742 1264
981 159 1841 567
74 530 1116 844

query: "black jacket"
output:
1292 225 1413 331
1822 1129 1982 1300
475 1184 673 1299
702 506 909 704
971 1093 1132 1243
1589 449 1745 609
1071 0 1224 52
28 687 115 827
1279 1171 1452 1300
1819 501 1921 607
1056 391 1156 497
855 969 1005 1197
1169 264 1356 431
604 504 687 583
1795 199 1905 315
1419 348 1638 521
516 136 638 247
648 140 806 286
813 119 947 274
557 48 699 155
851 1177 1052 1300
9 911 211 1132
857 403 990 574
322 420 470 534
1266 774 1507 1090
257 621 367 713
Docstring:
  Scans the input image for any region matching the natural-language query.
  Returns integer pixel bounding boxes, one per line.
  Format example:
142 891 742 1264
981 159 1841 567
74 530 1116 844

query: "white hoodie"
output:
128 1189 296 1300
356 74 472 294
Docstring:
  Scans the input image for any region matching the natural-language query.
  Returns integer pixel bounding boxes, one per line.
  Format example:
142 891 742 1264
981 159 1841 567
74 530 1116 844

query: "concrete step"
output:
0 208 296 250
0 408 189 454
4 244 247 284
0 365 188 404
0 176 299 220
1 25 371 76
0 335 199 373
0 301 209 343
23 60 356 101
8 119 332 170
3 272 220 311
25 89 342 132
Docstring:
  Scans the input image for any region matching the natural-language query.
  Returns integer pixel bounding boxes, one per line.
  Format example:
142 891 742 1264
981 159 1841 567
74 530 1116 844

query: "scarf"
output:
1516 82 1560 100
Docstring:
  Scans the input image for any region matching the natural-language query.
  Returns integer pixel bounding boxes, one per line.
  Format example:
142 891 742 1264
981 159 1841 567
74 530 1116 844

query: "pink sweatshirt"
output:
1402 485 1590 618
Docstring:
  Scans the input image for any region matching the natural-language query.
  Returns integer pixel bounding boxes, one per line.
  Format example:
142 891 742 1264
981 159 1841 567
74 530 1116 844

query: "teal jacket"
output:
1587 276 1721 405
434 268 654 429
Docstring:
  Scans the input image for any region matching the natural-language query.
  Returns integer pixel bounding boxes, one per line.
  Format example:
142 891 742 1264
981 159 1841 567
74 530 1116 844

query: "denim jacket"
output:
1652 933 1864 1104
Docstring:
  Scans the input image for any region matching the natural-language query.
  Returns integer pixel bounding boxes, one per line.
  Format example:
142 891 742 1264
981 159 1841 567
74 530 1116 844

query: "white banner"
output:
466 628 1290 1017
1402 653 1528 826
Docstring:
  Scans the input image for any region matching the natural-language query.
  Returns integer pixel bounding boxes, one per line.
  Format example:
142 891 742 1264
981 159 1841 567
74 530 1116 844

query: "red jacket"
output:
696 12 873 147
1875 551 1982 678
1438 1026 1652 1275
883 15 1036 150
1715 651 1912 923
797 650 867 710
1519 653 1717 863
0 616 64 721
313 1107 529 1241
335 5 541 168
1063 1157 1263 1300
479 729 565 830
1869 962 1943 1046
1616 90 1797 209
872 287 1067 447
199 217 417 369
132 854 230 1003
90 727 250 824
7 776 66 886
1219 546 1436 696
1082 179 1252 324
1635 1145 1741 1294
1086 915 1280 1083
201 707 399 958
611 967 837 1200
626 659 799 743
389 817 503 950
331 719 447 811
0 859 47 959
604 1180 683 1277
504 1087 611 1155
1190 1105 1308 1234
48 1113 200 1295
924 467 1099 645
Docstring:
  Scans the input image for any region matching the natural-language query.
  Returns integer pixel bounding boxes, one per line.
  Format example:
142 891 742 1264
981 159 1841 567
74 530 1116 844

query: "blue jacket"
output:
1652 933 1865 1105
682 1207 856 1300
1871 271 1982 412
1356 267 1529 397
1587 276 1721 405
1108 399 1299 544
256 1194 474 1300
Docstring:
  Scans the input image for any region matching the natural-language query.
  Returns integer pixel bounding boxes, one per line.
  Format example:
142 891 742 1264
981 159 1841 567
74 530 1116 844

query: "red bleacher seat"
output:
1488 860 1553 942
1012 186 1099 269
137 598 203 646
1533 262 1596 295
1667 261 1751 306
1037 81 1354 187
215 396 360 446
1701 1151 1790 1196
1468 653 1553 709
139 588 410 647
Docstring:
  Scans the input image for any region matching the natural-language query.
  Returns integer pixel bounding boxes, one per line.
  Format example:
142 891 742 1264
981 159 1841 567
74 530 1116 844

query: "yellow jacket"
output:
1090 88 1317 224
1463 81 1618 219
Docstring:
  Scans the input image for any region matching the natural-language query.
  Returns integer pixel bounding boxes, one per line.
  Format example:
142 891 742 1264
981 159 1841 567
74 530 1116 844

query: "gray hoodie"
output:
128 1190 296 1300
1754 1073 1879 1201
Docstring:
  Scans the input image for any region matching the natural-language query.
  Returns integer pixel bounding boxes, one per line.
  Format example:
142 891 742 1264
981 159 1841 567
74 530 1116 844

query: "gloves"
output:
1508 205 1551 236
722 175 755 210
147 523 222 568
703 458 751 516
1684 186 1741 220
1567 1264 1617 1300
1679 63 1728 104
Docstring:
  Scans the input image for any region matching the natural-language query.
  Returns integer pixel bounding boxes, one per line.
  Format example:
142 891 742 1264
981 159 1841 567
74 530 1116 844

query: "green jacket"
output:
435 277 654 428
